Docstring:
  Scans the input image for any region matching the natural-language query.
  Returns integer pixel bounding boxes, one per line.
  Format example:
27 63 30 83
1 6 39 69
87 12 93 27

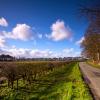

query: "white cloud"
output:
0 17 8 27
75 37 84 45
0 38 6 47
0 24 35 49
11 24 33 41
30 49 53 58
0 47 53 58
46 20 72 41
0 46 81 58
0 24 34 41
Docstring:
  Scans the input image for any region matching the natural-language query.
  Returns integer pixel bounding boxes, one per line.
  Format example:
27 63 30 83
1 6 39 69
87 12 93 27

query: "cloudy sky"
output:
0 0 99 58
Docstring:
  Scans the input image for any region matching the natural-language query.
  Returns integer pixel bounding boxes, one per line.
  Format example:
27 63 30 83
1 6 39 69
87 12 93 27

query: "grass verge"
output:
87 61 100 69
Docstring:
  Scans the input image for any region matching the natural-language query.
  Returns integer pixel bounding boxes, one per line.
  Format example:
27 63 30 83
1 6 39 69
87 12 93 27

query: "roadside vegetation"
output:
80 6 100 65
87 61 100 69
0 61 92 100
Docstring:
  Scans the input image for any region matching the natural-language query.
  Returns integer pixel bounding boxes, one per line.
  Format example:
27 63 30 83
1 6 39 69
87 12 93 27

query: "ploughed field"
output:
0 61 92 100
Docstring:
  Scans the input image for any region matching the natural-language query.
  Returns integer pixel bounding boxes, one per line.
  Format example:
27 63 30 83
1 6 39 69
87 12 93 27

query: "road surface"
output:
79 62 100 100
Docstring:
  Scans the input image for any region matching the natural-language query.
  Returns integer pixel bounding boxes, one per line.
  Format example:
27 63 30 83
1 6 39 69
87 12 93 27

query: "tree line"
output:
80 6 100 64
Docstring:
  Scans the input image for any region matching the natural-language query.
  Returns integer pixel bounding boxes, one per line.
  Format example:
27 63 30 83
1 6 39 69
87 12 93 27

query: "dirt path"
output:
79 62 100 100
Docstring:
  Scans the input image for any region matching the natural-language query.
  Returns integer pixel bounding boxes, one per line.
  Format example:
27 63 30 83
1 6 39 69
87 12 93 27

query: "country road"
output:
79 62 100 100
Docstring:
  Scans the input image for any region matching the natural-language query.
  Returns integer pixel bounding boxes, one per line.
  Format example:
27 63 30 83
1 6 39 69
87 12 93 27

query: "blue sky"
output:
0 0 99 58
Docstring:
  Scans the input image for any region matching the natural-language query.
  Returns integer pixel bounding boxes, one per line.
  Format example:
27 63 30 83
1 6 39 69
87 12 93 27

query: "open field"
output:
0 61 92 100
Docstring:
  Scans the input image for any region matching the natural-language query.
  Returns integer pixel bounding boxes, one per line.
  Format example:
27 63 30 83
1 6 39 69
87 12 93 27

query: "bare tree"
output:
80 6 100 64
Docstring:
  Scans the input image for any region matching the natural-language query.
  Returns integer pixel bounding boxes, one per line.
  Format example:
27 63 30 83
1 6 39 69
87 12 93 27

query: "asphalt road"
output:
79 62 100 100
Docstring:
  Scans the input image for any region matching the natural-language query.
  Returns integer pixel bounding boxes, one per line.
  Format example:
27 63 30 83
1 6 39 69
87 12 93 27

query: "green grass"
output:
0 62 92 100
87 61 100 69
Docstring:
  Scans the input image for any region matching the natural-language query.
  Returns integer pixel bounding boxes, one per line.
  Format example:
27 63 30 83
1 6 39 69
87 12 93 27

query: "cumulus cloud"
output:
0 47 53 58
46 20 72 41
0 24 34 41
10 24 33 41
0 17 8 27
75 37 84 45
0 46 81 58
11 24 33 40
30 49 53 58
0 23 35 50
